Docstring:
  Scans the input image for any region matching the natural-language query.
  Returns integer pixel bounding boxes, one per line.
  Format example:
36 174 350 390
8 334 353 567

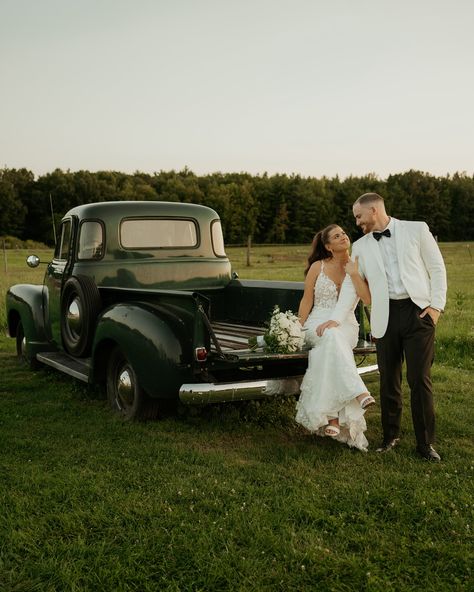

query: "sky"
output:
1 0 474 180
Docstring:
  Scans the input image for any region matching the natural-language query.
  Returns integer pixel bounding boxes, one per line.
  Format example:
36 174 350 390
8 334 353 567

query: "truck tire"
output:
61 276 101 357
106 346 159 420
16 321 40 370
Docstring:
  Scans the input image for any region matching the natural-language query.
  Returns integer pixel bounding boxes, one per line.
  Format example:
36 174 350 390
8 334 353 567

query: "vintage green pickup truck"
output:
6 201 377 419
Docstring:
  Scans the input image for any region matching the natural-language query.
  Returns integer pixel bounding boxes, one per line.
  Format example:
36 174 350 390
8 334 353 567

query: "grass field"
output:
0 245 473 591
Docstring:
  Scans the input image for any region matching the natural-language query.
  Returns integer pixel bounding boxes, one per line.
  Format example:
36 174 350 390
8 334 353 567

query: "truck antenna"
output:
50 193 57 244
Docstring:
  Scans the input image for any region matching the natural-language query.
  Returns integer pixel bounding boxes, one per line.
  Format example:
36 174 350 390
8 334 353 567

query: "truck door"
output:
44 217 76 348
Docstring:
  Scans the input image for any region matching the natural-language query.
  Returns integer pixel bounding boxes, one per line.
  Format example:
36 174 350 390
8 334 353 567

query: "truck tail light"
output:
195 347 208 362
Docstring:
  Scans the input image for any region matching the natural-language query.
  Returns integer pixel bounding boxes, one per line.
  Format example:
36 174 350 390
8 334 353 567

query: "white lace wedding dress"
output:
295 262 370 451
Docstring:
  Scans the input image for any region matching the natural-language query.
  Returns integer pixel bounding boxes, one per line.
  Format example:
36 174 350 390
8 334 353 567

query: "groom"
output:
330 193 447 461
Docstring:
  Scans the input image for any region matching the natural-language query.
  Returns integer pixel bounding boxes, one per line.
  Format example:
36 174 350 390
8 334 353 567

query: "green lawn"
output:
0 245 473 591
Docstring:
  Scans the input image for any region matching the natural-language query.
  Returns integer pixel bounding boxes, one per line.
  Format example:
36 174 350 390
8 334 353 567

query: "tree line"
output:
1 167 473 246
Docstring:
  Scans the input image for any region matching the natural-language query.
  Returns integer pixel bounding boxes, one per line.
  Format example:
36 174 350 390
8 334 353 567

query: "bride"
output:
295 224 375 451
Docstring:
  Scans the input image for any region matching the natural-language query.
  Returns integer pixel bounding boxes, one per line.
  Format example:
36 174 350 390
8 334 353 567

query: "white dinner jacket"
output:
332 218 447 338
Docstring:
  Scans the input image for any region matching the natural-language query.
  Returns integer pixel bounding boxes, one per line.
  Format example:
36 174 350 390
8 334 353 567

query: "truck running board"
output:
36 352 91 383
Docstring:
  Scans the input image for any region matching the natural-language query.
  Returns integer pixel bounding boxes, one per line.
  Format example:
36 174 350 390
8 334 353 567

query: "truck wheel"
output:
106 347 159 420
61 276 101 357
16 321 40 370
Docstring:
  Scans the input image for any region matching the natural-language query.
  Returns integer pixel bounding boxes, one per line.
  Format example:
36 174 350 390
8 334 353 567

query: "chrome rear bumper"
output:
179 364 378 405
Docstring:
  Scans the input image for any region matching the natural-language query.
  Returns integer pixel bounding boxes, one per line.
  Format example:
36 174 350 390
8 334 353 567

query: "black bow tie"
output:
373 229 391 241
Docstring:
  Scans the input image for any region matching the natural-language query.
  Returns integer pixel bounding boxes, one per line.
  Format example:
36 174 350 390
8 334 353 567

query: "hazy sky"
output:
1 0 473 179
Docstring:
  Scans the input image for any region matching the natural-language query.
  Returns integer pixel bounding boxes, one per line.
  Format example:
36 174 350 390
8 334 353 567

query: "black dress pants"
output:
376 299 436 448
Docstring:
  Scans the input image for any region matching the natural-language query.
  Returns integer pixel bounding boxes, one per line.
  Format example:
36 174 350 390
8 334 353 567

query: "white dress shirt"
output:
377 218 410 300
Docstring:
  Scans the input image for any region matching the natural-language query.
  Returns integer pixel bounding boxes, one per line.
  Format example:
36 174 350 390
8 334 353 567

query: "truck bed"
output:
210 321 376 356
181 320 378 405
211 321 265 352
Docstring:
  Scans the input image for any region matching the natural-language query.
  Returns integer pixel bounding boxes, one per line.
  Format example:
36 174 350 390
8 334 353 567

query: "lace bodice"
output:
313 263 339 310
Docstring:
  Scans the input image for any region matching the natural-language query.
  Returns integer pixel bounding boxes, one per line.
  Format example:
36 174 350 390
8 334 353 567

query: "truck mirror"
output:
26 255 40 268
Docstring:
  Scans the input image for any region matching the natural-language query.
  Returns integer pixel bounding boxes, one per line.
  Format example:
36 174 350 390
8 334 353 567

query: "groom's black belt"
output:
389 298 412 305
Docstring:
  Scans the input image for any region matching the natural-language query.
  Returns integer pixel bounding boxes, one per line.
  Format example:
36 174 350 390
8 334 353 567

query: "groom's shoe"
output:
376 438 400 453
416 445 441 462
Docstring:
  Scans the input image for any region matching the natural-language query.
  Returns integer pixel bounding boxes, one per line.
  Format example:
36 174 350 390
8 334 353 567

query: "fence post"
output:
246 235 252 267
3 239 7 273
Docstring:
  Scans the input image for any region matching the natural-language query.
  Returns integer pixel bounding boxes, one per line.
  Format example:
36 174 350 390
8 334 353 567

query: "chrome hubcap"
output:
20 335 27 357
117 366 135 408
67 297 82 335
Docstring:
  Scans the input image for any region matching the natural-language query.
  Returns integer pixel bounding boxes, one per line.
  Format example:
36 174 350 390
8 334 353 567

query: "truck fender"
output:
92 302 190 400
6 284 50 358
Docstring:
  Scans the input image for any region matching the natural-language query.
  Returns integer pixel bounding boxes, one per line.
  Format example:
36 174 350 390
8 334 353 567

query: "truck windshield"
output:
54 220 72 260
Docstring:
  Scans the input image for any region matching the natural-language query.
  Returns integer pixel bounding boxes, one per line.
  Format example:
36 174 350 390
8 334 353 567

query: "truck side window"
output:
78 221 104 260
211 220 226 257
54 220 72 260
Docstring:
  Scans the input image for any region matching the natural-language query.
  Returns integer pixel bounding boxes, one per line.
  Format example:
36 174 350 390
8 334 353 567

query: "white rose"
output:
289 324 302 338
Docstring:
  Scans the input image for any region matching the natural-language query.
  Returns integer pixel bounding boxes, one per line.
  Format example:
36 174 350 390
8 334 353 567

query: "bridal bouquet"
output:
249 305 305 354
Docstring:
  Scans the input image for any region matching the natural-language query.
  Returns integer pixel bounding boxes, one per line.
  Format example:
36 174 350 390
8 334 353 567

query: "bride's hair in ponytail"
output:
304 224 339 276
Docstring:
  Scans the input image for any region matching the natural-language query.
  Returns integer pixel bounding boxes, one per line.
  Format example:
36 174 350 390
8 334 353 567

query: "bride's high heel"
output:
324 419 340 437
357 394 376 409
324 425 340 436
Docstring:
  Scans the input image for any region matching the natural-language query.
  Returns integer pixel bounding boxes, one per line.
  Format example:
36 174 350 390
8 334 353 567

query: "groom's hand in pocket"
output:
420 307 441 325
